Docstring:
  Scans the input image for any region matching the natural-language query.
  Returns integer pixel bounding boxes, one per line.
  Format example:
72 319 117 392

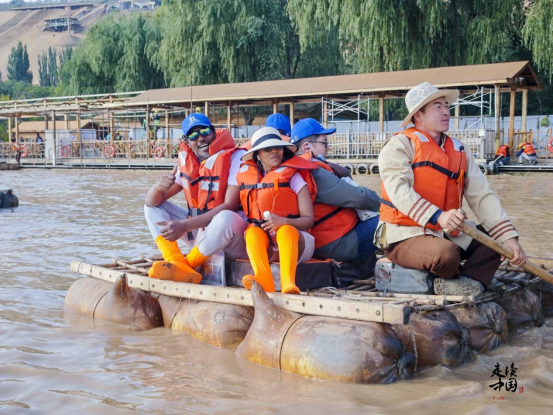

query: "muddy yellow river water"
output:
1 169 552 414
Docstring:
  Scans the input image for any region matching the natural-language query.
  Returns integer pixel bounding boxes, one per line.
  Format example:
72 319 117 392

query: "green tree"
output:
147 0 344 87
61 13 165 94
6 41 33 83
524 0 553 79
38 47 62 87
38 51 49 86
288 0 524 73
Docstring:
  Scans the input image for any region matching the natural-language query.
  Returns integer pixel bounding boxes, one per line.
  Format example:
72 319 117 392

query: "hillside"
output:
0 4 107 85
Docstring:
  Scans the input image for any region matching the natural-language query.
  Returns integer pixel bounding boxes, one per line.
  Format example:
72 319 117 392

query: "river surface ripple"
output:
1 170 552 414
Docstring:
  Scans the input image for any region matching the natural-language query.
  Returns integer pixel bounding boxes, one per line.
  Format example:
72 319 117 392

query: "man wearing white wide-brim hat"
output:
375 82 527 296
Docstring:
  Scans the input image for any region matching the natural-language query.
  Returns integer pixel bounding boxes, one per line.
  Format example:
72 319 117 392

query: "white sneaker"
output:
434 276 484 296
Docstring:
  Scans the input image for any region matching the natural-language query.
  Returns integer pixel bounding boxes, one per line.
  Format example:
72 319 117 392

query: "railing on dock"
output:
3 128 548 166
325 129 494 160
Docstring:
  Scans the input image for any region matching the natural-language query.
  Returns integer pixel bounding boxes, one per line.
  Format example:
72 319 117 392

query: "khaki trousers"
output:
384 226 500 286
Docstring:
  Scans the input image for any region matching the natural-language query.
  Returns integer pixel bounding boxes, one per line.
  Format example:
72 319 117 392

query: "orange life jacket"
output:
177 129 237 216
380 128 466 232
299 152 358 249
237 155 317 224
496 145 510 158
522 143 536 155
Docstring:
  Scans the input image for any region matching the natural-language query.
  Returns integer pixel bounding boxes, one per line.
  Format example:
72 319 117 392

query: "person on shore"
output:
516 141 537 165
376 82 527 296
11 135 21 164
494 144 510 165
144 113 248 283
36 132 44 158
291 118 381 263
237 127 317 295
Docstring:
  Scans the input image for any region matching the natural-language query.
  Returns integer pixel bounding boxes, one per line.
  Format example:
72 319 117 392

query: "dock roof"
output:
119 61 541 108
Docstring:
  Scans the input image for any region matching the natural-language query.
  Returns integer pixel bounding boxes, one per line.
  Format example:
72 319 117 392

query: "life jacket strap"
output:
239 182 291 190
412 161 461 180
381 199 397 209
313 207 344 227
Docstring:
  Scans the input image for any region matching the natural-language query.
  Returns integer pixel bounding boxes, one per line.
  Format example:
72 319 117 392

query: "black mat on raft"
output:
225 252 376 290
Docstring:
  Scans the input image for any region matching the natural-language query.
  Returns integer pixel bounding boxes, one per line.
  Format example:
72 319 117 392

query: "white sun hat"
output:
242 127 297 161
400 82 460 127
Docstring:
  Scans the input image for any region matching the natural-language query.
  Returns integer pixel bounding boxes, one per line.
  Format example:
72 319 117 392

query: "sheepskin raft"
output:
65 255 551 384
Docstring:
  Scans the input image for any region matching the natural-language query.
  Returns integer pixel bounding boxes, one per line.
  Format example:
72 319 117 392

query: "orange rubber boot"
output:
276 225 300 295
242 226 275 292
185 246 210 269
148 236 202 283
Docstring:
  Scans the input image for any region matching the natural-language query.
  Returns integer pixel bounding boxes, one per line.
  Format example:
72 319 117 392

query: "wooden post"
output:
290 102 295 127
379 96 384 133
495 84 501 150
109 110 115 143
76 99 81 143
454 105 460 130
44 102 49 131
52 111 57 166
508 88 516 149
64 114 69 130
8 117 12 138
227 102 232 129
204 101 209 117
165 109 170 157
323 99 328 128
273 100 278 114
522 89 528 132
15 114 19 142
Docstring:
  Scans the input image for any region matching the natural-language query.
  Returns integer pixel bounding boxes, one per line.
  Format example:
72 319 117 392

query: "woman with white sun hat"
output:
237 127 318 295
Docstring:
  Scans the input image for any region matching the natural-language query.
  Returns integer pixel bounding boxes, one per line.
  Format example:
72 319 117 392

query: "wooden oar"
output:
461 223 553 285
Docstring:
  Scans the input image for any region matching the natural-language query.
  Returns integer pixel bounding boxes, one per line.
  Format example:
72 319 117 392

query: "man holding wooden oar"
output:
376 82 527 296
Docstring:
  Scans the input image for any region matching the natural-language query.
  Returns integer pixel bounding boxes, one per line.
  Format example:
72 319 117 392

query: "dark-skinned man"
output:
144 114 247 283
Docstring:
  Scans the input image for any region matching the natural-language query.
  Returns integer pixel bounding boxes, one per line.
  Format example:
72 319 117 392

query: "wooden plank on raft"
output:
70 260 410 325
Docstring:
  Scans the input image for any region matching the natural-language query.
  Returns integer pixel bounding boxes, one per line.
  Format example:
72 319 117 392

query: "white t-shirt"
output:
174 149 246 187
289 173 307 194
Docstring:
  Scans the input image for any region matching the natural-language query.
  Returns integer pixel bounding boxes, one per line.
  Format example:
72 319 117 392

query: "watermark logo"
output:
489 362 526 401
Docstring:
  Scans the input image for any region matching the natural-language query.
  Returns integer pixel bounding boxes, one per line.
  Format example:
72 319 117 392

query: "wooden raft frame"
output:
70 260 410 325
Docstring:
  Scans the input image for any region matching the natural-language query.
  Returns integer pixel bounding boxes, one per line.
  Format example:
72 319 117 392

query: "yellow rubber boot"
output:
242 226 275 292
148 236 202 284
185 246 209 269
276 225 300 295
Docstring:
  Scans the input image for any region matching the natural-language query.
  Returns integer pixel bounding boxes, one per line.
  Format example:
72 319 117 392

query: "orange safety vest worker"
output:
522 142 536 155
237 155 317 225
178 129 238 216
496 145 510 158
380 128 466 232
299 152 359 249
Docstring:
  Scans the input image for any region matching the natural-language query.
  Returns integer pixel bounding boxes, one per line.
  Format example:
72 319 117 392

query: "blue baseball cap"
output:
182 113 212 136
290 118 336 144
266 113 291 136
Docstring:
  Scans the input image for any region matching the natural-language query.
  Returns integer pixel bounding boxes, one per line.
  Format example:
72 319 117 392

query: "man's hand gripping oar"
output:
461 223 553 285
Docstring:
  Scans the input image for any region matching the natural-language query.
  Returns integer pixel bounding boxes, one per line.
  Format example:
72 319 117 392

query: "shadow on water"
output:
0 169 552 413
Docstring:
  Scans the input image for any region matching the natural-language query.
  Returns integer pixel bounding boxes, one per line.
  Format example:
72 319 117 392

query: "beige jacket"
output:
375 132 518 250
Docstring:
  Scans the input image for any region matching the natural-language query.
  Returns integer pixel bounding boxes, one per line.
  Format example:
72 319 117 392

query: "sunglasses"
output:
260 146 284 153
187 127 211 141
